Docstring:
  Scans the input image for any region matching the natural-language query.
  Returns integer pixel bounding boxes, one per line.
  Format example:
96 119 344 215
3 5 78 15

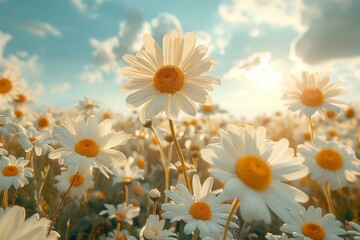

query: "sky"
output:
1 0 360 118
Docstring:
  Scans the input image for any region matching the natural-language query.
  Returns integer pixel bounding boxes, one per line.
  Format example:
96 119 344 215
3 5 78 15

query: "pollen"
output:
236 155 272 191
326 110 336 119
116 212 127 221
346 108 355 118
328 129 339 138
13 94 27 103
189 201 212 220
133 186 143 196
14 110 23 118
300 88 324 107
69 174 84 187
85 103 93 109
3 165 19 177
136 159 146 169
153 65 185 94
75 138 100 157
203 105 214 113
316 148 343 171
115 236 126 240
29 137 37 143
301 223 325 240
356 141 360 149
303 132 312 141
0 79 13 94
38 117 49 128
103 112 112 119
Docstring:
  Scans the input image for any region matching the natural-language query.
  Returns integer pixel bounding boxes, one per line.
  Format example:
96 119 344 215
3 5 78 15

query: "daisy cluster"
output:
0 28 359 240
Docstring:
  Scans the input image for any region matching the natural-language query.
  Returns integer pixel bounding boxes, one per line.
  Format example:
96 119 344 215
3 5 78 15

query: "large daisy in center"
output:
121 28 220 120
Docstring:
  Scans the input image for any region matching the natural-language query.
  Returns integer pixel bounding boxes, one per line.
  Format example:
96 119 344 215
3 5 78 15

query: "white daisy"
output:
297 137 360 190
76 96 100 114
348 221 360 239
55 162 94 199
121 28 220 120
265 233 294 240
17 127 54 156
162 174 238 239
33 112 56 130
100 203 140 225
49 115 128 177
0 69 23 106
0 155 33 190
112 160 145 185
282 72 347 118
201 124 309 223
12 88 34 106
0 206 59 240
280 206 346 240
139 215 177 240
104 229 137 240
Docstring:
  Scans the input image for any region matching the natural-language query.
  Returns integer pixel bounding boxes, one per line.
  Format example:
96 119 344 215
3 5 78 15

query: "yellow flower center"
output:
116 212 126 221
0 79 13 94
75 138 100 157
85 103 93 109
3 165 19 177
103 112 112 119
236 155 272 191
303 132 312 141
326 110 336 119
151 137 158 145
133 186 143 196
301 223 325 240
300 88 324 107
153 65 184 94
346 108 355 118
356 141 360 149
203 105 214 113
69 174 84 187
15 110 23 118
129 199 140 207
328 129 339 138
13 94 26 103
136 159 146 169
189 201 212 220
316 148 343 171
115 236 126 240
29 137 37 143
38 117 49 128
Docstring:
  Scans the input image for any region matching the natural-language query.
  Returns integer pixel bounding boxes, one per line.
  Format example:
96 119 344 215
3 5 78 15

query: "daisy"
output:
348 221 360 239
280 206 346 240
112 160 145 185
17 127 54 156
76 96 100 114
55 162 94 199
282 72 347 118
139 215 177 240
49 115 128 177
33 112 55 130
100 203 140 225
0 69 23 105
0 155 33 190
162 174 238 239
103 229 137 240
297 137 360 190
12 88 34 106
0 206 59 240
0 143 7 155
201 124 309 223
265 233 294 240
121 28 220 120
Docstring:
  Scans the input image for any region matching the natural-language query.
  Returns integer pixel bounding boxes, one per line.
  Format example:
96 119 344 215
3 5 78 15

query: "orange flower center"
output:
85 103 93 109
326 110 336 119
136 159 146 169
116 212 127 221
356 141 360 149
133 186 143 196
189 201 212 220
151 137 158 145
236 155 272 191
13 94 26 103
3 165 19 177
115 236 126 240
69 174 84 187
153 65 184 94
303 132 311 141
203 105 214 113
346 108 355 118
103 112 112 119
300 88 324 107
328 129 339 138
15 110 23 118
316 148 343 171
0 79 13 94
129 199 140 207
38 117 49 128
29 137 37 143
75 138 100 157
301 223 325 240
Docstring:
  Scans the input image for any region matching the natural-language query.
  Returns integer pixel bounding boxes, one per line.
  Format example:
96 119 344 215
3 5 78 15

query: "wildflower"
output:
149 188 161 202
49 115 128 177
348 221 360 239
33 112 55 130
0 69 23 105
0 155 33 190
112 160 144 185
103 229 137 240
76 96 100 114
282 72 347 118
298 137 360 190
162 174 238 239
265 233 294 240
201 125 309 223
140 215 177 240
100 203 140 225
121 28 220 120
280 206 346 239
17 127 54 156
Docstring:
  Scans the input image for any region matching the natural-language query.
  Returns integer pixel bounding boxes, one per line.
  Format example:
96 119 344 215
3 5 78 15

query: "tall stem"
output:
322 182 335 214
47 171 79 236
169 119 192 194
1 190 8 208
222 198 239 240
11 188 20 207
308 116 315 143
192 229 199 240
124 184 129 205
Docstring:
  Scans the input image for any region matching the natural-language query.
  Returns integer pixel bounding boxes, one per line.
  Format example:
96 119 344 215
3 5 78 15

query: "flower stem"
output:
47 171 79 236
308 116 315 143
152 201 157 215
322 182 335 214
169 119 192 194
1 190 8 208
11 188 20 207
192 229 199 240
150 126 169 202
222 198 239 240
124 184 129 205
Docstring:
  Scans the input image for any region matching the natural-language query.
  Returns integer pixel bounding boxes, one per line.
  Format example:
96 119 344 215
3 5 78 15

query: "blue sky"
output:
1 0 360 118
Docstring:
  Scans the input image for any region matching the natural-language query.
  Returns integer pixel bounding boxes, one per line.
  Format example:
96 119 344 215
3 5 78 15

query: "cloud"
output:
151 13 182 44
80 70 104 84
196 31 214 55
50 82 70 94
90 37 118 71
218 0 304 31
70 0 87 12
17 20 62 37
0 31 41 73
290 0 360 65
70 0 110 19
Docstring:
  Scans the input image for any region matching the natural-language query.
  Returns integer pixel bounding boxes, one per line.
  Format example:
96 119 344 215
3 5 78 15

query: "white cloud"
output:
151 12 182 44
50 82 70 94
80 70 104 84
70 0 87 12
90 37 118 71
196 31 213 55
70 0 110 19
218 0 305 31
17 20 62 37
249 28 261 38
0 31 41 73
